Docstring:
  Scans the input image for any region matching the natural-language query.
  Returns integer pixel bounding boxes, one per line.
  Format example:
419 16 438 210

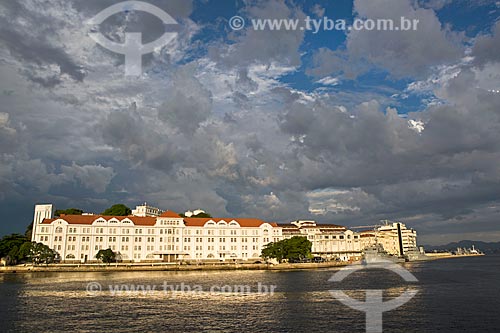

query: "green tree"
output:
29 242 56 265
0 234 28 259
193 212 212 218
0 235 57 266
262 241 285 261
25 222 33 241
18 242 34 261
101 204 131 216
96 248 116 264
7 245 20 265
54 208 84 216
261 236 312 262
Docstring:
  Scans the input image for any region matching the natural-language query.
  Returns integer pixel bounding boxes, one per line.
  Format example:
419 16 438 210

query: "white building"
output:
31 204 281 263
278 220 363 261
360 221 418 256
131 203 164 217
31 204 396 263
184 209 206 217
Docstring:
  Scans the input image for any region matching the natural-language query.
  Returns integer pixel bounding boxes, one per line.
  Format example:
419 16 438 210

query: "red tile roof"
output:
184 217 277 227
41 215 157 226
160 210 181 218
41 214 278 228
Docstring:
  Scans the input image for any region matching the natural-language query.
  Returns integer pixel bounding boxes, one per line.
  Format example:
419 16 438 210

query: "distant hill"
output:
424 240 500 254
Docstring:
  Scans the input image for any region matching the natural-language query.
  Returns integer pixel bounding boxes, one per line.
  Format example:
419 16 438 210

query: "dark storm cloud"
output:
0 2 86 86
157 64 213 135
0 113 17 153
0 0 499 245
0 28 85 85
274 65 500 240
472 21 500 67
100 104 181 172
71 0 193 19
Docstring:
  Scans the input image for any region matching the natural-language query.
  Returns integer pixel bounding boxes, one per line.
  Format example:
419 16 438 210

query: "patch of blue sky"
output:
435 0 499 37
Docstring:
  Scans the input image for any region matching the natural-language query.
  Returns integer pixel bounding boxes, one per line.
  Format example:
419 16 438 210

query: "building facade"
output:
31 204 281 263
279 220 363 261
359 221 418 256
30 205 416 263
131 203 164 217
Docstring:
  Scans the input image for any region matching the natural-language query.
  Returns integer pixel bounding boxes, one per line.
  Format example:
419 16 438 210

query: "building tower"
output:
31 204 53 242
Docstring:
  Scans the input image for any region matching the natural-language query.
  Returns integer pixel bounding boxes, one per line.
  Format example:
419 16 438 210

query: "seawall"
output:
0 261 351 273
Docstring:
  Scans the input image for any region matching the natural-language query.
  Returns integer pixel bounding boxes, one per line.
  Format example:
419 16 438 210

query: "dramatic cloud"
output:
209 0 306 69
59 162 115 193
0 1 87 86
472 21 500 67
157 64 213 135
308 0 462 79
0 0 499 245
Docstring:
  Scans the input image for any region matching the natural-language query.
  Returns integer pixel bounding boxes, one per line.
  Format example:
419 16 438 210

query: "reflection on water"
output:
1 256 500 332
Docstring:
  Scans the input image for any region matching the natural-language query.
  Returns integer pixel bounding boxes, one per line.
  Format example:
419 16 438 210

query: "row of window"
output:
313 235 360 240
45 235 276 244
47 226 267 236
62 244 260 253
159 220 180 226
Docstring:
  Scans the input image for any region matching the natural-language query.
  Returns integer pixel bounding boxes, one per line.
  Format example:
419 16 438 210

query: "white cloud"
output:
408 119 425 133
316 76 340 86
309 0 463 79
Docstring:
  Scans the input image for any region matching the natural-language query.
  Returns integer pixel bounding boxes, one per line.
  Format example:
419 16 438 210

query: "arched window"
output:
65 254 75 259
55 227 63 233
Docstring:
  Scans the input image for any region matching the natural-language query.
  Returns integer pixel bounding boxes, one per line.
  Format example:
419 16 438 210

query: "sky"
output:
0 0 499 245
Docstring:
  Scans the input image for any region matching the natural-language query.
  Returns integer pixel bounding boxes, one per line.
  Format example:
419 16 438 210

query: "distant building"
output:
278 220 362 261
360 221 418 256
359 230 377 250
184 209 206 217
131 203 164 217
